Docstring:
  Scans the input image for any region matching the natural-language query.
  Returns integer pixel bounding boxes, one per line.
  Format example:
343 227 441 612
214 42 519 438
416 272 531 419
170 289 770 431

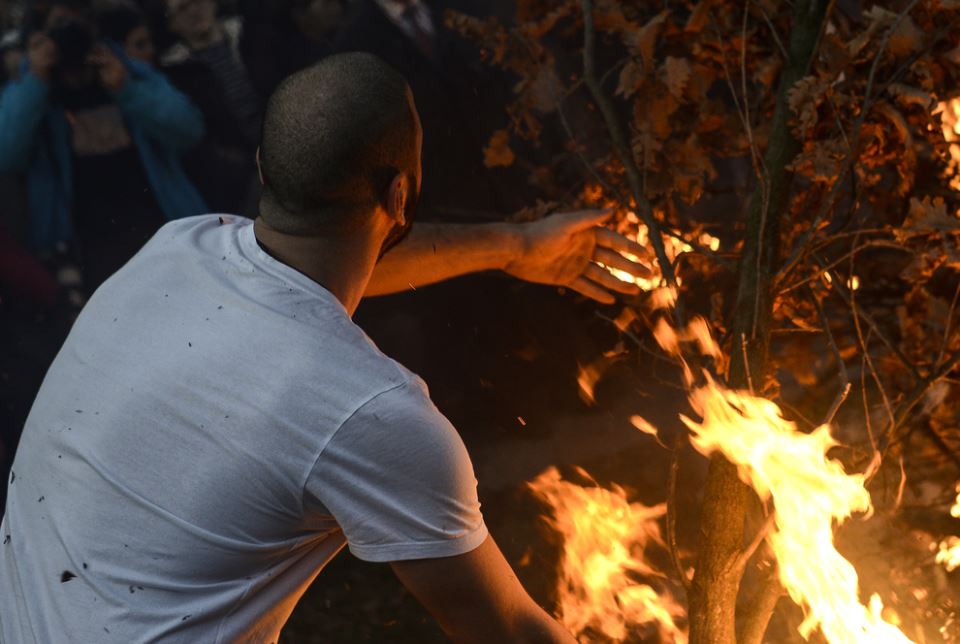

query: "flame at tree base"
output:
681 376 912 643
529 285 918 643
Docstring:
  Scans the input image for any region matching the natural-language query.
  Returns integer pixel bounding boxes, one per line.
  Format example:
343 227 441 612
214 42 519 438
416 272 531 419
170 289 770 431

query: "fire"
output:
534 287 915 641
577 353 618 405
651 291 913 643
528 466 687 643
680 378 911 642
600 212 717 292
935 98 960 191
936 483 960 572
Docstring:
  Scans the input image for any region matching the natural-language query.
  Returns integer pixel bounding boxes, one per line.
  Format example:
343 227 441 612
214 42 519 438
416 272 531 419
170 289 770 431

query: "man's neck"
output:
252 217 376 316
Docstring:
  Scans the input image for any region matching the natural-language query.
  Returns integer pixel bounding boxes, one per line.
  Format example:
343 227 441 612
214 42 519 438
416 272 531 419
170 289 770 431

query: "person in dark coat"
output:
238 0 343 100
0 0 206 289
333 0 522 222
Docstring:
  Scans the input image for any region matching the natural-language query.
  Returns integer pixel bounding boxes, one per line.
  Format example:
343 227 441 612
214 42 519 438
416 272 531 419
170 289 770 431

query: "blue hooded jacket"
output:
0 45 207 252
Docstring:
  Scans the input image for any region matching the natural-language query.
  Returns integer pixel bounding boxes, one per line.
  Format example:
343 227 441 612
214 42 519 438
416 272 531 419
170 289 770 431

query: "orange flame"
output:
936 483 960 572
651 289 913 643
935 98 960 191
528 467 687 643
600 214 715 292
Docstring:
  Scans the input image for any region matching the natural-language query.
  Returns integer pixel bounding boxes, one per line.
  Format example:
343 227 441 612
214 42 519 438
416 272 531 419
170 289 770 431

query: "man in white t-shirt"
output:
0 53 649 643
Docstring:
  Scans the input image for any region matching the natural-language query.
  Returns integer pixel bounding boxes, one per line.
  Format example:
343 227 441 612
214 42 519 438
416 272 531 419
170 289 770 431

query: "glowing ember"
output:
935 98 960 191
601 212 708 291
577 357 610 405
528 467 687 643
936 483 960 572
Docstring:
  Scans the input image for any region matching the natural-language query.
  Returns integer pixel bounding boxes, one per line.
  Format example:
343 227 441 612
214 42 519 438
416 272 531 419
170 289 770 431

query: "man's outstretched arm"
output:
366 210 652 305
391 535 576 644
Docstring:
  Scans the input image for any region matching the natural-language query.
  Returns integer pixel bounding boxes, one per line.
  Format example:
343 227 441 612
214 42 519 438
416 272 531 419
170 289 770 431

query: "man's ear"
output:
256 147 265 186
386 173 408 227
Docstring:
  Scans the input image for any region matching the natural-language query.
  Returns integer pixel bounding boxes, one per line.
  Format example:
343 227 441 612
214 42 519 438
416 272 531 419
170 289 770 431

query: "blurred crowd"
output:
0 0 529 493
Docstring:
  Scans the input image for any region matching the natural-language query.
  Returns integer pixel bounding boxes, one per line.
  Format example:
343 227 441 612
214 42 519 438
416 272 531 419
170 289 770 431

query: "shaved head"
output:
258 52 421 235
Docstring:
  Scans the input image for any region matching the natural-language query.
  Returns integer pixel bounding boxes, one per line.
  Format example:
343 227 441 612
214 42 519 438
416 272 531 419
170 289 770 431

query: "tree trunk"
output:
687 1 829 642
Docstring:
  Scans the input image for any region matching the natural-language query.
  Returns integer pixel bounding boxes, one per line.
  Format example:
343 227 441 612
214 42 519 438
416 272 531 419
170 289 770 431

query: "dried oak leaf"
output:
754 56 783 90
616 59 644 98
622 11 668 71
887 15 925 57
483 129 515 168
662 56 691 99
633 84 679 140
684 1 710 32
593 0 633 32
787 75 830 134
848 7 894 57
788 139 845 184
886 83 934 110
895 196 957 242
527 66 561 113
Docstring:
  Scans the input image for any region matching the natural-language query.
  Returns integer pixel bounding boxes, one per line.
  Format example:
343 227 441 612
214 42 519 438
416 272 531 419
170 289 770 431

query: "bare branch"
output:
883 350 960 454
754 2 789 61
936 279 960 370
741 334 756 394
580 0 676 289
738 564 786 644
778 240 906 295
667 433 692 592
811 287 851 426
734 512 776 575
776 0 922 284
820 258 922 383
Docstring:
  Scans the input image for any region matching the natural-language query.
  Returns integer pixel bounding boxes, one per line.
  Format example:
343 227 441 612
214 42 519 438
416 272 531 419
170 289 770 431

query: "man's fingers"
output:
584 263 641 296
551 208 613 232
569 277 616 305
594 247 653 279
595 227 649 259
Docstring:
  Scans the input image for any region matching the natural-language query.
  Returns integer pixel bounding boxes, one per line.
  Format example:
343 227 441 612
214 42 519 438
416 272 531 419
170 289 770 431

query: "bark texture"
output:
687 2 829 642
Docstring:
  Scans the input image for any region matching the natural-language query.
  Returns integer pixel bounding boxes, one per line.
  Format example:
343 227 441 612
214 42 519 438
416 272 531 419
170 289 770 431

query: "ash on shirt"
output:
0 215 486 643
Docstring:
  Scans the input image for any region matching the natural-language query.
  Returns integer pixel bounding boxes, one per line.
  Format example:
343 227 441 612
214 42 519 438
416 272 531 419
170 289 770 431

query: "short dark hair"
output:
258 52 420 235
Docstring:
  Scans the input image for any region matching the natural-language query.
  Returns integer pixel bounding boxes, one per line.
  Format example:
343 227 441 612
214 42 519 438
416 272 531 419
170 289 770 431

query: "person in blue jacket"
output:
0 0 207 290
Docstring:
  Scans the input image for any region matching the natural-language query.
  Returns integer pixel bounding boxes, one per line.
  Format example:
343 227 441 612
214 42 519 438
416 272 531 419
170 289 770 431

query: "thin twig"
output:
936 279 960 369
580 0 676 290
741 333 756 394
811 287 851 426
754 2 789 60
860 349 875 457
778 240 905 295
776 0 922 284
821 258 923 383
734 512 776 575
708 9 770 336
667 432 692 592
881 350 960 456
553 61 732 278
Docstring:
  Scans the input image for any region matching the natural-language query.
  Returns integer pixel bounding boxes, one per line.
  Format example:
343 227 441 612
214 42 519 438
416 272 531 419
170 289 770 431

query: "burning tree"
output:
448 0 960 642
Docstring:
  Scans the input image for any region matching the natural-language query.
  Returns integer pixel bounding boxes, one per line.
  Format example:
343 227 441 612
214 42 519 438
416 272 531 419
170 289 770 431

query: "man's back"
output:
0 215 485 642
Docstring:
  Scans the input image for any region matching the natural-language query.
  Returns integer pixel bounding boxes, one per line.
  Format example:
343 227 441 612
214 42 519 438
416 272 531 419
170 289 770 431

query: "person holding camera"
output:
0 0 207 291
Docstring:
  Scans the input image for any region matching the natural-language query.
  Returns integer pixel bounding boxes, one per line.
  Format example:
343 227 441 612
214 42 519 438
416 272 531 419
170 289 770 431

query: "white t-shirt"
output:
0 215 487 643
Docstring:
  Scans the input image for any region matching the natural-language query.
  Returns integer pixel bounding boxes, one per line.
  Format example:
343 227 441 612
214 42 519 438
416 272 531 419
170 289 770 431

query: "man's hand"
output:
89 45 127 92
27 33 57 82
504 209 652 305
